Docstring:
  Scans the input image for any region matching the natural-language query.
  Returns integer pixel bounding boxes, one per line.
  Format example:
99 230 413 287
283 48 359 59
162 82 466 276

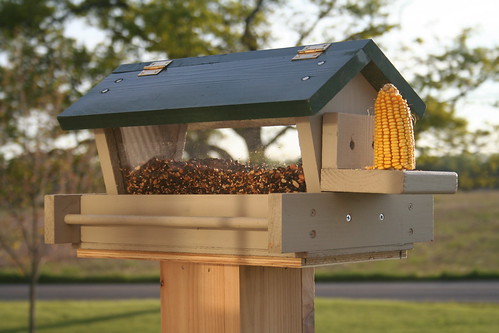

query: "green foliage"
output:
411 30 499 153
68 0 275 59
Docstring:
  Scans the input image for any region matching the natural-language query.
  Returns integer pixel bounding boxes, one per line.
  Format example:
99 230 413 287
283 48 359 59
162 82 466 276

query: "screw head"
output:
309 230 317 238
100 88 110 94
379 213 385 221
346 214 352 222
317 61 326 65
114 78 123 83
408 228 414 235
301 76 311 81
310 209 317 217
408 203 414 211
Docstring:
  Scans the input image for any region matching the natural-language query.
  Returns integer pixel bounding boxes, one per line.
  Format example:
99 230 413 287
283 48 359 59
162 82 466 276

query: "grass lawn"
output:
1 299 498 333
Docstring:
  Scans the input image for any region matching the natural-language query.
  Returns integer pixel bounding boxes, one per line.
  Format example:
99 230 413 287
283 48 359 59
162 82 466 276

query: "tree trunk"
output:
233 128 266 163
28 269 38 333
28 200 41 333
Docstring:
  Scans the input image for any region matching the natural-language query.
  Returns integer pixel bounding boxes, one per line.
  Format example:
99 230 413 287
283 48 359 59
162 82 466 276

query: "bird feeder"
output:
45 39 457 333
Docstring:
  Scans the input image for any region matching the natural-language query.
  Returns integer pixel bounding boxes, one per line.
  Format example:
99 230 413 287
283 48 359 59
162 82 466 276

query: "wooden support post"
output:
160 262 314 333
296 115 323 194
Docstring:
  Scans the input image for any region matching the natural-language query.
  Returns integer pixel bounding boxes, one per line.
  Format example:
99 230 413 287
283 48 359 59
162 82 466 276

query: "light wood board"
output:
240 266 314 333
322 112 374 169
77 249 408 268
161 262 240 333
321 168 458 194
269 192 433 253
296 115 323 193
44 194 81 244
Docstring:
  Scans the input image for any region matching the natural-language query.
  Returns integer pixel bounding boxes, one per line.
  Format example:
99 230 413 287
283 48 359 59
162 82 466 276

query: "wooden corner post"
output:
160 262 314 333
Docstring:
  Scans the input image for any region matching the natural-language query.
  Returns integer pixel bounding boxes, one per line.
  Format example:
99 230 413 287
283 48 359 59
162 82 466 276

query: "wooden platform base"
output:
76 249 408 268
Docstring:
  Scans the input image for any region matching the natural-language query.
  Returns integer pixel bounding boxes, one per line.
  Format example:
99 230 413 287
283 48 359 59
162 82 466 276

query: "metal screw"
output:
317 61 326 65
100 88 110 94
408 203 413 211
346 214 352 222
310 209 317 217
408 228 414 235
309 230 317 238
114 78 123 83
379 213 385 221
301 76 311 81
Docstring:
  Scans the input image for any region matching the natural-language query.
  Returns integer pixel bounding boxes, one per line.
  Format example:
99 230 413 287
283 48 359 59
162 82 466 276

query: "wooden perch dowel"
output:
64 214 268 231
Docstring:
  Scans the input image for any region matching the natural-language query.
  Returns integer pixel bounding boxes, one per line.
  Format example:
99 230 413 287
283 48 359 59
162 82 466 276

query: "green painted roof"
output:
58 39 425 130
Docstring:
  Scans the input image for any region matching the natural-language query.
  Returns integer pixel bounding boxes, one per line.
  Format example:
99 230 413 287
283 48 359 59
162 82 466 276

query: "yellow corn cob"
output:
372 83 416 170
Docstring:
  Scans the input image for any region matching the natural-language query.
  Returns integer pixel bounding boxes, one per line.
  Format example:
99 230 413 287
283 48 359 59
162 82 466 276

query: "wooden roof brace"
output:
292 43 331 61
138 60 173 77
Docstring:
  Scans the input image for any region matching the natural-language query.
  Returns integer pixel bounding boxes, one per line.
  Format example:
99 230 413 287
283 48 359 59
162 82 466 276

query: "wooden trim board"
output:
296 115 323 193
77 249 409 268
321 168 458 194
269 192 433 253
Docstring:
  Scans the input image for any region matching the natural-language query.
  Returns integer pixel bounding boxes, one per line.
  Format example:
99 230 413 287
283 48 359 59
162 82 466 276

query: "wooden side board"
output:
322 112 374 169
269 192 433 253
321 169 458 194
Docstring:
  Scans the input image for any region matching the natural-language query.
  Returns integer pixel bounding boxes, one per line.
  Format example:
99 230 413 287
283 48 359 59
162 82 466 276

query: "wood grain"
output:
94 129 124 195
77 249 304 267
296 115 323 193
321 168 458 194
161 262 240 333
322 113 374 169
240 266 307 333
270 192 433 253
77 248 409 268
79 194 268 218
321 73 377 116
44 194 81 244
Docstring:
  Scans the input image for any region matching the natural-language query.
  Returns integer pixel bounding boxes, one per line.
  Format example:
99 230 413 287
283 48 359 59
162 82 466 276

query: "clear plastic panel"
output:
117 124 306 194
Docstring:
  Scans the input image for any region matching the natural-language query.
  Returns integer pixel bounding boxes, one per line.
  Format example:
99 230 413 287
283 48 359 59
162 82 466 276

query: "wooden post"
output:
160 262 314 333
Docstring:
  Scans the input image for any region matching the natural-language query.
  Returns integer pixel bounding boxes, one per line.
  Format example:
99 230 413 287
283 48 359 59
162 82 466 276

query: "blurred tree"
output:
410 30 499 156
0 1 107 331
